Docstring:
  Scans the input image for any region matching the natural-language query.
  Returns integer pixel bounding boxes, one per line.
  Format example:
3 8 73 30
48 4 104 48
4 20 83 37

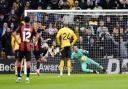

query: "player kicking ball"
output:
33 29 50 76
71 46 106 74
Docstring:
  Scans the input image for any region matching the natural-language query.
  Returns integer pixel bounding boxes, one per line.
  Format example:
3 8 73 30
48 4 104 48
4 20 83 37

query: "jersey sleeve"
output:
56 29 61 46
71 30 78 46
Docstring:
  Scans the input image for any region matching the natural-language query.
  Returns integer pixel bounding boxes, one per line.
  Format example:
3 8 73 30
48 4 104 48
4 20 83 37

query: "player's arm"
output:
71 52 74 60
71 52 76 63
71 31 78 47
11 35 14 47
43 38 51 43
11 35 15 53
56 30 61 46
80 49 89 57
12 26 21 45
71 52 77 60
82 50 89 55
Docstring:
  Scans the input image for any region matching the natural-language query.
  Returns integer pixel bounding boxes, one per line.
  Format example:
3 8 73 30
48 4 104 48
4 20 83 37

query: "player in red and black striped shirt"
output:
13 16 36 83
33 29 49 76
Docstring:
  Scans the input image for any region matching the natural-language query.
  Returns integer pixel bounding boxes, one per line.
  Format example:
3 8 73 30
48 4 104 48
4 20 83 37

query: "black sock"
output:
37 62 40 69
17 64 21 77
27 68 30 77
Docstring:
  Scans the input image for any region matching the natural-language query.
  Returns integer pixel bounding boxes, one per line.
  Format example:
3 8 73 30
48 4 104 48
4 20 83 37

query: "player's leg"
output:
16 51 23 83
67 58 71 76
25 52 31 83
59 48 65 76
40 46 48 61
14 50 18 75
86 57 105 72
42 47 48 57
60 59 64 76
17 59 22 77
34 51 41 76
66 46 71 76
15 50 23 76
81 62 93 73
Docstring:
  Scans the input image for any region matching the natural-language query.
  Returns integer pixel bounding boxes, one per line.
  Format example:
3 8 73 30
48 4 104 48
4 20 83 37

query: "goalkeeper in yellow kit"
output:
56 24 78 76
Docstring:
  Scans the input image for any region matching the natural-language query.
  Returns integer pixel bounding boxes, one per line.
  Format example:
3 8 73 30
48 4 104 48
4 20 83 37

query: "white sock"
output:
18 77 21 80
60 72 63 76
26 77 29 80
68 73 70 76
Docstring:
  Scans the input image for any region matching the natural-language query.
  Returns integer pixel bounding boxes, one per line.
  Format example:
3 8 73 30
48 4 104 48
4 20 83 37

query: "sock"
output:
37 61 40 70
17 64 21 77
60 59 64 74
27 64 30 77
15 65 17 74
20 65 22 74
67 58 71 75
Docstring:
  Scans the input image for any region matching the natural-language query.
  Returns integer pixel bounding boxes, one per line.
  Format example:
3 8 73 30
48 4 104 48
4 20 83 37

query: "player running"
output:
13 16 36 83
71 46 106 74
56 24 78 76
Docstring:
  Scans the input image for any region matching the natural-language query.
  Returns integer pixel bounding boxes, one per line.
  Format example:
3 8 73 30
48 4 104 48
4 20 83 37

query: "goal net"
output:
24 10 128 74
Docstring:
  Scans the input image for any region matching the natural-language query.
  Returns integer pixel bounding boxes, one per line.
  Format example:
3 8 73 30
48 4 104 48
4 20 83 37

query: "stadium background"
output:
0 0 128 74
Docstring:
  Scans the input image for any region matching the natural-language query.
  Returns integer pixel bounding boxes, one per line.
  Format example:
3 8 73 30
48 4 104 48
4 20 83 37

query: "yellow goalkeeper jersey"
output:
56 26 78 48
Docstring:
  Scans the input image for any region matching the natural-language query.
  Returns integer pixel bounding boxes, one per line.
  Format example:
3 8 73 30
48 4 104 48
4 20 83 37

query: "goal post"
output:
24 10 128 74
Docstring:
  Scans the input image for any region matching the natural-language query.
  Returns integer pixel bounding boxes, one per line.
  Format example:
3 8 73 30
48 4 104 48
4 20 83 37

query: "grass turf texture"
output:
0 74 128 89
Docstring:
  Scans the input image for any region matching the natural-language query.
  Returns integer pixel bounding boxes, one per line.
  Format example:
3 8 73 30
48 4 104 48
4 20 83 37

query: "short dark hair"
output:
24 16 30 23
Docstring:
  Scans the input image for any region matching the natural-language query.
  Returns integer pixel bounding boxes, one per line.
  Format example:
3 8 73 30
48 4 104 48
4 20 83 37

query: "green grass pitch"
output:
0 74 128 89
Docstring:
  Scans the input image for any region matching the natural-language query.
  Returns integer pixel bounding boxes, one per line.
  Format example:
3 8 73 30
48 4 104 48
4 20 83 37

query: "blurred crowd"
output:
0 0 128 59
0 0 128 13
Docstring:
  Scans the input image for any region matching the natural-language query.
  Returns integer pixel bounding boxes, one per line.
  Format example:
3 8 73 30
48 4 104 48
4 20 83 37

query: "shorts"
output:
34 50 40 60
15 50 20 59
61 46 71 59
18 51 31 61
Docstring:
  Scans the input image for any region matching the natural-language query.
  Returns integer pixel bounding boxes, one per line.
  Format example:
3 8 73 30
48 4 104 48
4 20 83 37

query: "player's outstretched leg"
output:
81 63 99 74
87 57 106 73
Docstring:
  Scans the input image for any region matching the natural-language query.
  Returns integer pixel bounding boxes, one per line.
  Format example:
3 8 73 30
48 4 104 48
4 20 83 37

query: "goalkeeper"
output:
71 46 106 73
